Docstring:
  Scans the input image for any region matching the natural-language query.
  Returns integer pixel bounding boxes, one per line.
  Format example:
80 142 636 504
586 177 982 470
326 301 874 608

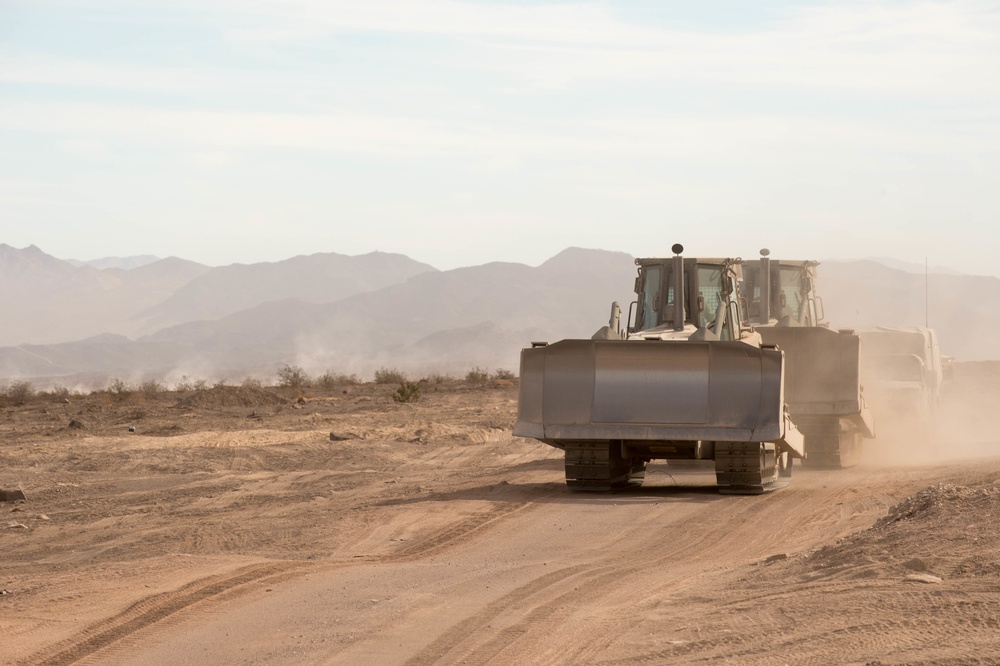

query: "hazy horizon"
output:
1 241 977 278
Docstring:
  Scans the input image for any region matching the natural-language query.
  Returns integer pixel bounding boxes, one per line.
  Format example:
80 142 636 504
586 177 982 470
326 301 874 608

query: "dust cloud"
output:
860 361 1000 467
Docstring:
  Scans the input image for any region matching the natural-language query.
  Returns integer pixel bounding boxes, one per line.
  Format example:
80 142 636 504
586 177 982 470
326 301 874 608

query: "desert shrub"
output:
393 380 421 403
465 367 490 384
374 367 406 384
5 380 34 406
47 385 71 400
193 379 208 390
424 373 450 384
276 364 310 389
107 377 133 403
241 376 263 389
492 369 516 381
139 379 163 398
173 375 193 392
317 371 360 389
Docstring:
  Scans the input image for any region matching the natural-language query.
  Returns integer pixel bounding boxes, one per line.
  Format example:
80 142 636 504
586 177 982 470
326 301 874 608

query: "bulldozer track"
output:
715 442 779 494
563 441 645 492
394 482 808 665
381 500 536 562
403 564 594 666
796 416 862 468
19 500 534 665
19 561 309 666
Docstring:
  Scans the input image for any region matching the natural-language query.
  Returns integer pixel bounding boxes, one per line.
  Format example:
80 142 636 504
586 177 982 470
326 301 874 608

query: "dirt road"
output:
3 373 1000 665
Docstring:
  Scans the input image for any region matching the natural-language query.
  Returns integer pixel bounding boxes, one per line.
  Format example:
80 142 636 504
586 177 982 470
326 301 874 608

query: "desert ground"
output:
3 365 1000 665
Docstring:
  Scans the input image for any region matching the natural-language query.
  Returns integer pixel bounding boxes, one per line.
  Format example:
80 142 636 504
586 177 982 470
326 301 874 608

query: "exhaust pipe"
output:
759 248 771 325
672 243 685 332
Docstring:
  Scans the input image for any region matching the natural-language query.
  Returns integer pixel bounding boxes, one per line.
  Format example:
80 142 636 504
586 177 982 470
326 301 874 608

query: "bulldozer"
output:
513 244 804 494
742 250 874 468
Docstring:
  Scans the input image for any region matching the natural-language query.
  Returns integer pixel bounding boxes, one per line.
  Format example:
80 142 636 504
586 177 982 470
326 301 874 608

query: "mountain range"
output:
0 244 995 386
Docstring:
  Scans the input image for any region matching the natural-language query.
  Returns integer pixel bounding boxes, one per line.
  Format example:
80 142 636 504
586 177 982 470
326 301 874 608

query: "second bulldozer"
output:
742 250 874 467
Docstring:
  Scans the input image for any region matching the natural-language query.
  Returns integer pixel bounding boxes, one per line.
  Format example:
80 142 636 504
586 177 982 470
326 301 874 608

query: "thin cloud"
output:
7 2 999 100
3 100 993 163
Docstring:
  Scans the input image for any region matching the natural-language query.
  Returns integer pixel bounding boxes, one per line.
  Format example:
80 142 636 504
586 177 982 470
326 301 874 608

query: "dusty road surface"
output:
3 365 1000 665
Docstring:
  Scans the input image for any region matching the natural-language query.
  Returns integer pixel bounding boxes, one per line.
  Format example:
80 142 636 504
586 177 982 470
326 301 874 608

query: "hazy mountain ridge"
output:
859 256 964 276
0 246 994 385
0 245 212 346
0 246 436 346
66 255 161 270
136 251 438 332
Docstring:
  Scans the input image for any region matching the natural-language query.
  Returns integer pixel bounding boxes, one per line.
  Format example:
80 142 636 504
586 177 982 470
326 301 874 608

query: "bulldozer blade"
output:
757 326 873 437
514 339 801 456
1 488 26 502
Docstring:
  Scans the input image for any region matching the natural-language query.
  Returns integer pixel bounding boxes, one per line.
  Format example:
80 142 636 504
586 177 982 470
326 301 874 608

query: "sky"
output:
1 0 999 273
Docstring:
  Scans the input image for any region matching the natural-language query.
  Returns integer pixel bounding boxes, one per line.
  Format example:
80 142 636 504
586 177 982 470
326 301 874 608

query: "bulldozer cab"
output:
631 254 744 341
744 254 823 327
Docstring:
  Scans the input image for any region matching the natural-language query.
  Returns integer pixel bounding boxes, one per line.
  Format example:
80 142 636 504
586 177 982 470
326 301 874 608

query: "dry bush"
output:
424 373 450 384
139 379 164 398
5 380 35 406
276 364 310 389
107 378 133 403
393 380 421 403
374 367 406 384
465 367 490 384
46 385 71 400
241 377 263 389
492 369 516 381
317 371 360 389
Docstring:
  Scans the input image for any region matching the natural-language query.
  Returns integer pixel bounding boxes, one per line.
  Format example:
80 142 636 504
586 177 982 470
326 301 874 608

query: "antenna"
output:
925 256 929 329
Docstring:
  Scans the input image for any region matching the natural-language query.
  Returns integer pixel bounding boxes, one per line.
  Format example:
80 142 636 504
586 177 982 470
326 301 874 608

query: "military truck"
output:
856 326 943 452
513 244 804 494
742 250 874 468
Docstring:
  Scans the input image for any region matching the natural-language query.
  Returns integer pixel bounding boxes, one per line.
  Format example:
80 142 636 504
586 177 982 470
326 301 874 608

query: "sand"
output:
3 370 999 665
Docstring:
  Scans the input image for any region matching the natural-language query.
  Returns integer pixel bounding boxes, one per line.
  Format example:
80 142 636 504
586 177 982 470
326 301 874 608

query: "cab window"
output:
638 265 661 330
696 265 724 329
776 267 805 322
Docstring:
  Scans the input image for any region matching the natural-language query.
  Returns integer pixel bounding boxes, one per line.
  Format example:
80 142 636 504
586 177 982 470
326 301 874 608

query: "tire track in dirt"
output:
451 565 632 665
386 468 933 666
381 501 537 562
19 561 309 666
538 470 972 666
697 585 1000 666
395 495 757 666
21 497 537 665
403 564 594 666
